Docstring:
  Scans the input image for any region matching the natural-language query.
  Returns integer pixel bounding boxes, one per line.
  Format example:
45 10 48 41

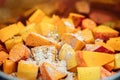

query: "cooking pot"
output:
0 0 120 80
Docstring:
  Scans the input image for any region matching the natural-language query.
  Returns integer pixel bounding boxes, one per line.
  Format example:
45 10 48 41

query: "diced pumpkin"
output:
28 9 46 24
59 44 77 70
3 59 16 74
25 32 61 50
9 43 31 62
77 66 101 80
40 62 66 80
114 53 120 69
81 29 94 43
61 33 85 50
5 36 23 51
17 60 38 80
104 61 114 71
106 37 120 51
0 24 23 42
93 25 119 41
77 51 114 66
20 23 37 41
0 51 8 65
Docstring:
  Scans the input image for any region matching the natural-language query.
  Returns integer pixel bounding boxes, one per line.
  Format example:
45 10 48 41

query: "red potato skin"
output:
94 46 114 54
85 44 114 54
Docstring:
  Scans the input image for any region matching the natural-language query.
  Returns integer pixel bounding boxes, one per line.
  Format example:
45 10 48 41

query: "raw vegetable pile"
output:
0 9 120 80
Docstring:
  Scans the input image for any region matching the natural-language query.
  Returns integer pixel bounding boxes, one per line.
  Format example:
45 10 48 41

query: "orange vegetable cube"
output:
0 51 8 65
40 62 66 80
81 29 94 43
3 59 16 74
28 9 46 24
61 33 85 50
9 43 30 62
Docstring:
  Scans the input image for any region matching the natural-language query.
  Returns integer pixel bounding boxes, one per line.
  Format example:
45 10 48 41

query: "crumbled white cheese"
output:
72 31 84 41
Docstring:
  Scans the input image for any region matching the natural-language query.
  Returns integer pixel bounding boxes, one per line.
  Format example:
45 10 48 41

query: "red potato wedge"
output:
0 51 8 65
9 43 31 62
40 62 66 80
84 44 114 54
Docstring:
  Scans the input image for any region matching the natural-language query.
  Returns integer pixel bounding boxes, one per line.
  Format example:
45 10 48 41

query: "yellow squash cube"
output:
114 53 120 69
77 66 101 80
5 36 23 51
17 60 38 80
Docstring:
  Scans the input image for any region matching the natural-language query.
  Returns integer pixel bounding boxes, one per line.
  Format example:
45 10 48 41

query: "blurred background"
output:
0 0 120 30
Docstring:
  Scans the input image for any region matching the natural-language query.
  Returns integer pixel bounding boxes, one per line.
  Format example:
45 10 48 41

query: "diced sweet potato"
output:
9 43 31 62
25 32 61 50
17 60 38 80
20 23 37 41
3 59 16 74
106 37 120 51
5 36 23 51
69 13 85 27
104 61 114 71
0 24 24 42
61 33 85 50
28 9 46 24
59 44 77 70
81 29 94 43
93 25 119 41
0 51 8 65
77 51 114 66
40 62 66 80
82 18 96 30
